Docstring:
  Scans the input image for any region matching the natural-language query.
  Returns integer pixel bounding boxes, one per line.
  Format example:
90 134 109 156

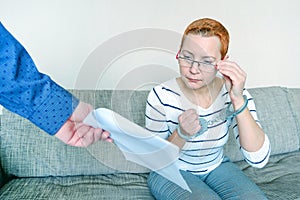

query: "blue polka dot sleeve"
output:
0 22 79 135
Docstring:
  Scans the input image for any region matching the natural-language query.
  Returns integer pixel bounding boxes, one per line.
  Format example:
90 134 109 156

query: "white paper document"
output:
84 108 191 192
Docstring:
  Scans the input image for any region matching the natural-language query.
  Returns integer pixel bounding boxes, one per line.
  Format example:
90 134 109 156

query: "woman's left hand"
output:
216 59 247 106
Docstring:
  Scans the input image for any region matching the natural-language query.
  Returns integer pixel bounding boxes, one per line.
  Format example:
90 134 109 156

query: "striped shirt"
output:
145 78 270 175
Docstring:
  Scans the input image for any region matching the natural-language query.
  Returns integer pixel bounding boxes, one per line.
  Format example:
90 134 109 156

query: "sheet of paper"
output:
84 108 191 192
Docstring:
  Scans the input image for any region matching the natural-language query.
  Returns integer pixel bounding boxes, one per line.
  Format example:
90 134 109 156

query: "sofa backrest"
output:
0 87 299 179
0 90 150 180
224 87 300 161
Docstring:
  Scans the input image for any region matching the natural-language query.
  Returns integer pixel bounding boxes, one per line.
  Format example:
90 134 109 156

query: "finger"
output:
218 60 241 70
179 117 201 136
218 61 246 79
100 131 113 143
74 122 90 138
217 63 246 89
217 61 244 79
75 125 95 147
223 75 232 91
189 122 202 135
179 115 199 131
180 110 198 124
104 137 114 143
180 109 198 121
221 68 246 83
77 127 112 146
218 64 240 78
93 128 104 142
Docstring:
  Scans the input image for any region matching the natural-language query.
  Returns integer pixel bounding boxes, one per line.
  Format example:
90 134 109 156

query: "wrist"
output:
177 118 208 141
226 95 248 119
177 127 192 141
232 96 246 110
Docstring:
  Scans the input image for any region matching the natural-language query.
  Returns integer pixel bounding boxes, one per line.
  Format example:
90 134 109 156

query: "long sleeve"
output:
0 22 79 135
145 87 170 139
232 90 271 168
240 135 270 168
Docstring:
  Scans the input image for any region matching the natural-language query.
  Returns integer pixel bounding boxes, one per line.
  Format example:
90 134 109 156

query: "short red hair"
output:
181 18 230 59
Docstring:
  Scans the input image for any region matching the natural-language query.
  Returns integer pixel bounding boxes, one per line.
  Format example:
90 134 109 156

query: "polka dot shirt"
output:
0 22 79 135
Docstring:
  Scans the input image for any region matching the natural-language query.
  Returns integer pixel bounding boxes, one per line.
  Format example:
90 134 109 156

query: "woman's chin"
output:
186 81 204 90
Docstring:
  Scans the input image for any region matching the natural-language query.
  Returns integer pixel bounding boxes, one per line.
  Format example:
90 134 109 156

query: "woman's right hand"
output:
178 109 201 137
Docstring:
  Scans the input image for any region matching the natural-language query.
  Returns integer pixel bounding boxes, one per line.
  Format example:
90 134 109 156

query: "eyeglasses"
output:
176 51 217 72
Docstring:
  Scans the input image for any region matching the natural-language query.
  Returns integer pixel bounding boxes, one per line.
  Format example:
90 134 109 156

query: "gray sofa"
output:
0 86 299 199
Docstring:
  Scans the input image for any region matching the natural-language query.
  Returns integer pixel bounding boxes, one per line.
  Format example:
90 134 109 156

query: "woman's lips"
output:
187 77 201 83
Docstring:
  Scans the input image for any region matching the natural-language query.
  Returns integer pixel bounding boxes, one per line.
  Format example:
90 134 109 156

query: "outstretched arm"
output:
0 22 112 146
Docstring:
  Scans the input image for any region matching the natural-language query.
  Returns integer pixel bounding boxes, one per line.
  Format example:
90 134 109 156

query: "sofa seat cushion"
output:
236 151 300 200
0 173 154 200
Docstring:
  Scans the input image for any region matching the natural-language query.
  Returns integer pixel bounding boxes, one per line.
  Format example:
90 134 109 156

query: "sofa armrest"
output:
0 109 13 188
0 165 8 188
0 112 8 188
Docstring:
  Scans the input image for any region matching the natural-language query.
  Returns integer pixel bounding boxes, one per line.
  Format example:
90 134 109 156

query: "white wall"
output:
1 0 299 90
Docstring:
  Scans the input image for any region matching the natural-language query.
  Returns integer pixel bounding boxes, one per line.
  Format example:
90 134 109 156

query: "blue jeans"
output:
147 157 267 200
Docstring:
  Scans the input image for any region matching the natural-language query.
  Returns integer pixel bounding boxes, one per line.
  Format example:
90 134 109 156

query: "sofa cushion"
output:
0 90 151 178
0 173 154 200
287 88 300 148
223 87 300 162
251 87 299 154
1 87 299 178
236 151 300 200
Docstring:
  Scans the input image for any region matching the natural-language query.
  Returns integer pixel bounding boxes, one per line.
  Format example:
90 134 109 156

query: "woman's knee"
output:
147 171 221 200
147 171 191 199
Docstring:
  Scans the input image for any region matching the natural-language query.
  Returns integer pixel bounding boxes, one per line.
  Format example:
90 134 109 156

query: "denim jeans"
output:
147 157 267 200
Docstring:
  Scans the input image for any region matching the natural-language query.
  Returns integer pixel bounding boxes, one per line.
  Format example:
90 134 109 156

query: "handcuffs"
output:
177 95 248 140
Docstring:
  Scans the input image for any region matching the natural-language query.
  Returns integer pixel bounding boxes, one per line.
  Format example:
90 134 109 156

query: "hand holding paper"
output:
83 108 191 192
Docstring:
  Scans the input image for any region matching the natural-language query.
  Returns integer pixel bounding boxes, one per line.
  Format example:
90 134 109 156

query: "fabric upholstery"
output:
0 173 154 200
249 87 300 154
1 87 299 176
0 111 149 178
0 86 299 200
224 87 300 162
287 88 300 147
249 87 299 153
236 151 300 200
0 90 152 178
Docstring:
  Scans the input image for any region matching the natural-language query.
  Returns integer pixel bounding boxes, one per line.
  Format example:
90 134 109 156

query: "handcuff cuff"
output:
177 95 248 140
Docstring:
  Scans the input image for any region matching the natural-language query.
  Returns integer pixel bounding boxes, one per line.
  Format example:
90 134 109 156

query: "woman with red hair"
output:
145 18 270 199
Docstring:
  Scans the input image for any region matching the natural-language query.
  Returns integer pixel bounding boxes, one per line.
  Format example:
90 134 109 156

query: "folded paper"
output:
84 108 191 192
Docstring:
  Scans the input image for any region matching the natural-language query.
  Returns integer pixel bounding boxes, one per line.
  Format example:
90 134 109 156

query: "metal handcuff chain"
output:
177 95 248 140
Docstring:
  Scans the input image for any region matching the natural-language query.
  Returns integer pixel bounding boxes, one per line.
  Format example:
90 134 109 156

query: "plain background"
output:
1 0 299 90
